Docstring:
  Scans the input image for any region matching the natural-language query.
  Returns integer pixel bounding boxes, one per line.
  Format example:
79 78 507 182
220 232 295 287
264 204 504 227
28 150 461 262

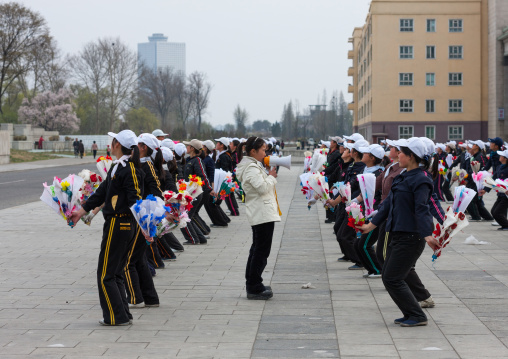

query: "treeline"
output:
0 2 214 137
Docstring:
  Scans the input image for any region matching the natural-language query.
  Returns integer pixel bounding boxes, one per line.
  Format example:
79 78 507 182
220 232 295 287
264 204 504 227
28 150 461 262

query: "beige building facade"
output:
348 0 489 143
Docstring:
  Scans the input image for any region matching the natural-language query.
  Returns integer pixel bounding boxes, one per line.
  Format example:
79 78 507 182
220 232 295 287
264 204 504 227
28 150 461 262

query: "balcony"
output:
348 67 354 77
348 50 354 59
348 85 354 93
348 103 355 111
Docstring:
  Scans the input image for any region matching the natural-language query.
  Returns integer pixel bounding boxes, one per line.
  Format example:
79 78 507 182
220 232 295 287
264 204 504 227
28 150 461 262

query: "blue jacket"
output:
203 155 215 183
372 167 434 238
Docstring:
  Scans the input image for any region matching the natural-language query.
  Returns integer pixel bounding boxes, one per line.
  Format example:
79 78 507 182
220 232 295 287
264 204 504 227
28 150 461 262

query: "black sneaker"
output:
348 264 364 270
498 227 508 231
400 319 428 327
247 290 273 300
324 219 334 224
394 317 408 324
183 241 198 245
200 240 208 244
337 256 350 262
210 224 228 228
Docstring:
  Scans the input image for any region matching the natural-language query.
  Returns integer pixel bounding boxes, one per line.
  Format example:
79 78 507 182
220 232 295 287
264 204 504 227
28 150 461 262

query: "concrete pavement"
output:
0 166 508 358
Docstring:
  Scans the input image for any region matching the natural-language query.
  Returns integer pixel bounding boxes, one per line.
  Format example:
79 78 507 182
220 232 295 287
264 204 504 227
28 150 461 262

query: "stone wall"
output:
0 130 11 164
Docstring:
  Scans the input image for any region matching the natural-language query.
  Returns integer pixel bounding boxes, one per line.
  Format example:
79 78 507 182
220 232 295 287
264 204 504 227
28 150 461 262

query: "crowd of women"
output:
316 133 508 327
68 130 284 325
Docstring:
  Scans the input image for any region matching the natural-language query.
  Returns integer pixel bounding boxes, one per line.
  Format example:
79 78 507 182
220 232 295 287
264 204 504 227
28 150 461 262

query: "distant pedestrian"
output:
73 138 79 158
78 140 84 159
91 141 98 159
106 145 111 157
281 140 285 150
38 136 44 150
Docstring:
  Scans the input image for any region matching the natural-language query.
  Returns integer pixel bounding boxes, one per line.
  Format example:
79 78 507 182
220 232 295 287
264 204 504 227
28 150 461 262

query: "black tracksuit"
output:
337 161 366 265
124 159 162 305
372 168 433 323
82 159 144 325
156 168 182 259
491 164 508 228
324 149 343 221
203 155 229 226
225 151 240 216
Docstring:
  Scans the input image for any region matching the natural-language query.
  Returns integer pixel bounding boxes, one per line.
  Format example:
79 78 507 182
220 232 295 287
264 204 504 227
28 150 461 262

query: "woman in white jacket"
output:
236 137 282 300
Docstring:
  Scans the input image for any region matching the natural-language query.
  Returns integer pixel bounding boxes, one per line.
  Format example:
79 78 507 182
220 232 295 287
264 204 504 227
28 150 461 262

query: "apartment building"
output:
348 0 488 143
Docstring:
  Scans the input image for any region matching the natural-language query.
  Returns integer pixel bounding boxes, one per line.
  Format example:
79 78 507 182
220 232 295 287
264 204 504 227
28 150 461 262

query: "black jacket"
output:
184 155 212 191
344 161 367 198
164 170 178 192
216 152 233 172
203 155 215 183
141 160 163 199
372 167 434 238
485 151 501 174
176 160 184 181
494 164 508 197
82 159 144 217
324 149 342 176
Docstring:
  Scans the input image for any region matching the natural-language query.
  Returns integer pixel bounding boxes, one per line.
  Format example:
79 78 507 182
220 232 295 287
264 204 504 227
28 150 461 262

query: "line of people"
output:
319 133 508 327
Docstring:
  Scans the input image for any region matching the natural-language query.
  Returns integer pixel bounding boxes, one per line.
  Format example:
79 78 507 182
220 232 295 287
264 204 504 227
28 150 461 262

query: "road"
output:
0 162 98 210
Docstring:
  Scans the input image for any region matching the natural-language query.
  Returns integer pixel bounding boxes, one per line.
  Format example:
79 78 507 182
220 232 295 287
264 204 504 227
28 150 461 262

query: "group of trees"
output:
0 2 213 137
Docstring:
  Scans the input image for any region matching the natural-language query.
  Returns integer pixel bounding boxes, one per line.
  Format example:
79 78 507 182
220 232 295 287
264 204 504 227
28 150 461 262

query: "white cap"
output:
161 147 174 162
137 133 160 151
419 137 436 156
215 137 230 147
161 139 175 150
108 130 138 148
269 137 277 143
498 150 508 158
232 137 240 142
399 138 428 159
202 140 215 151
240 138 246 143
459 141 468 148
359 144 385 159
343 133 365 143
468 140 486 150
386 139 405 150
320 140 331 148
447 141 457 146
174 143 187 157
436 143 447 151
329 136 343 144
345 139 369 152
152 129 168 137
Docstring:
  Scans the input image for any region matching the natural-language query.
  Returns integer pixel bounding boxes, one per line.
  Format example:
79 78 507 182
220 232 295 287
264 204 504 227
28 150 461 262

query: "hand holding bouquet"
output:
346 202 365 237
155 190 193 237
40 174 85 226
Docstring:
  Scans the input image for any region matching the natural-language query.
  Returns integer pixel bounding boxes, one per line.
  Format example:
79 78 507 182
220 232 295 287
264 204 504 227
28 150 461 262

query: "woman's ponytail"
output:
120 143 140 168
154 149 165 188
237 142 246 163
212 149 217 162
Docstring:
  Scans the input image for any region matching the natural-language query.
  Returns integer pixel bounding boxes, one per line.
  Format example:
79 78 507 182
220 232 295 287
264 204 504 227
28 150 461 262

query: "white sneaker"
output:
368 274 381 278
128 302 145 308
492 222 500 226
419 296 435 308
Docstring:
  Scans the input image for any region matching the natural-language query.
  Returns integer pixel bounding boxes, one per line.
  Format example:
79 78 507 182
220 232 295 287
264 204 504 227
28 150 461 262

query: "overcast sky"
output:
18 0 371 127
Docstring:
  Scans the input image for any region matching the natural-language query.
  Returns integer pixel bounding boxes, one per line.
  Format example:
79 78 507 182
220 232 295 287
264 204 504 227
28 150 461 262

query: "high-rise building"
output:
138 33 186 76
348 0 489 143
488 0 508 140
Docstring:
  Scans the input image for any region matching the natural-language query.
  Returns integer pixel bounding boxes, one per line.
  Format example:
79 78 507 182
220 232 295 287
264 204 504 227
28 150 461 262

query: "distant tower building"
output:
137 33 186 76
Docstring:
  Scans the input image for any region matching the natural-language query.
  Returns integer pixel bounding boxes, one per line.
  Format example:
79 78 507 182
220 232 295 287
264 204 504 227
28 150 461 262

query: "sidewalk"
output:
0 167 507 358
0 156 97 173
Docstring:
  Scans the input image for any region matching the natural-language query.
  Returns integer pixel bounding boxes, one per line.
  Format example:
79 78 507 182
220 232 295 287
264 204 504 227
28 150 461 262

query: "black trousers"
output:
124 227 159 305
337 216 361 265
226 194 240 216
193 191 211 234
180 194 204 244
246 221 275 294
93 150 97 159
97 215 135 325
468 194 494 220
157 234 176 259
146 241 164 269
164 232 184 251
205 193 229 226
376 220 388 266
492 196 508 228
382 232 428 322
333 203 346 236
355 227 381 275
441 178 454 202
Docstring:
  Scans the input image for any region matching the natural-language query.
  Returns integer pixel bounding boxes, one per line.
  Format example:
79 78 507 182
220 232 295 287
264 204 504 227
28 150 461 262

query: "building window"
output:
426 100 435 113
449 99 463 113
449 73 463 86
400 19 414 32
400 46 414 59
427 19 436 32
449 46 463 59
449 126 463 140
426 46 436 59
426 73 435 86
399 126 414 139
425 126 436 140
399 73 413 86
400 99 414 113
449 19 463 32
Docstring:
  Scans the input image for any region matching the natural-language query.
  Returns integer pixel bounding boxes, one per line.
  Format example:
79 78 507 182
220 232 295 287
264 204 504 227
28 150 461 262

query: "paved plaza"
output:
1 166 508 358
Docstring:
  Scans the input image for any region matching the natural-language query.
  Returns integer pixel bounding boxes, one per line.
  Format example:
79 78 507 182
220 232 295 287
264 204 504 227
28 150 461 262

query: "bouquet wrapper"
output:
310 153 326 173
336 182 352 204
432 208 469 262
452 185 477 214
357 174 376 217
96 156 113 179
41 175 84 226
299 173 314 201
472 171 491 192
130 195 169 239
470 161 481 175
307 173 332 210
345 202 365 237
303 156 312 173
445 154 454 168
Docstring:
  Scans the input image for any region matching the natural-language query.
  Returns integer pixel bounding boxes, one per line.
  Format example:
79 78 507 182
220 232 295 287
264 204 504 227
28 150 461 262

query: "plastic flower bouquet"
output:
155 190 193 237
299 173 315 209
130 194 169 238
483 177 508 196
346 202 365 238
333 181 351 204
472 171 492 192
77 169 103 203
96 155 113 178
178 175 204 199
213 169 234 201
40 174 84 225
438 160 447 176
451 168 469 185
470 160 481 175
357 174 376 217
307 173 332 210
432 185 476 262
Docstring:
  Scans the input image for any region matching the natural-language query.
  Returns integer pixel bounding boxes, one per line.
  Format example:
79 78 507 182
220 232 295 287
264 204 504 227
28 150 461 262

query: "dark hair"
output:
231 139 240 151
203 146 217 161
381 155 391 168
237 136 266 162
351 148 363 161
174 151 186 166
144 145 165 188
114 138 140 168
167 158 177 174
198 149 206 160
400 146 435 177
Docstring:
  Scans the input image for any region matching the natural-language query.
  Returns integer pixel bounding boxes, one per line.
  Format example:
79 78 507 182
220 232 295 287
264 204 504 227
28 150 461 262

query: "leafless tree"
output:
173 75 194 138
188 71 212 133
0 2 49 114
139 66 177 130
233 105 249 135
